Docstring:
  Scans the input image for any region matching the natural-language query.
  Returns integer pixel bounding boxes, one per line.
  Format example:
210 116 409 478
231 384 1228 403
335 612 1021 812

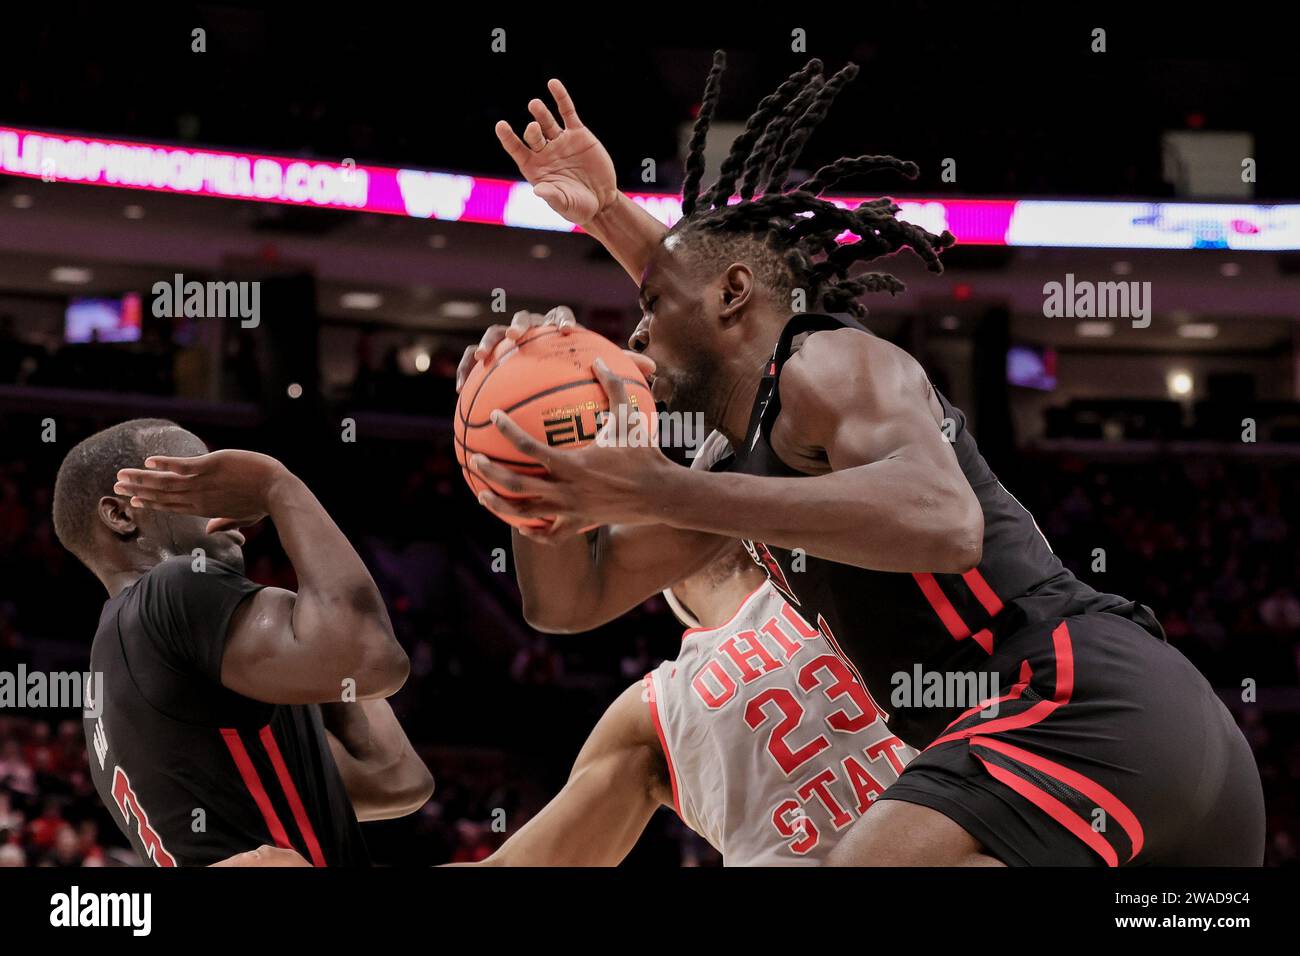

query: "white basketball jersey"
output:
646 580 917 865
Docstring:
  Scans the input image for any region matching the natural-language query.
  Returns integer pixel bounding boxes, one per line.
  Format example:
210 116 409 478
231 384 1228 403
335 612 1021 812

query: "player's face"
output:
138 509 247 573
131 430 246 573
631 240 726 421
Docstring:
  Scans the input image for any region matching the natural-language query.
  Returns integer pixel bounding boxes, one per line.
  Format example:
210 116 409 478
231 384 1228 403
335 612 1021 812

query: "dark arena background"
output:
0 2 1296 938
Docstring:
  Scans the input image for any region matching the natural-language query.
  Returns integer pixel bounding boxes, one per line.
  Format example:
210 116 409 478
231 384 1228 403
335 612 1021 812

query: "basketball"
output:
454 326 656 528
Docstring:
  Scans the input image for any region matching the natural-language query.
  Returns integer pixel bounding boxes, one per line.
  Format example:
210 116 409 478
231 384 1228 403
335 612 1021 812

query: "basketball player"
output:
54 419 433 866
461 56 1265 865
477 524 914 865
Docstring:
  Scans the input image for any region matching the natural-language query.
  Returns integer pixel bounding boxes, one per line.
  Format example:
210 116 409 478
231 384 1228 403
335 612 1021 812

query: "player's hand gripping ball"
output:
454 326 656 529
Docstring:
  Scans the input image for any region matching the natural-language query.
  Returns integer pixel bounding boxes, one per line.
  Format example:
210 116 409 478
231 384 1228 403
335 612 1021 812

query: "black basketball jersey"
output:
82 557 368 866
723 313 1134 745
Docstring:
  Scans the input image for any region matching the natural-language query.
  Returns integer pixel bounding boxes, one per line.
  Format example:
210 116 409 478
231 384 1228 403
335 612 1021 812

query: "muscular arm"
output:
657 331 984 573
118 453 409 704
488 330 983 575
514 522 730 634
221 472 408 703
321 700 434 821
478 682 670 866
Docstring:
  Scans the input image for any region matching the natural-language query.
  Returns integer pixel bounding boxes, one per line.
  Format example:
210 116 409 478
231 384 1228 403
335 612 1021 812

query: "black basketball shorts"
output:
880 609 1265 865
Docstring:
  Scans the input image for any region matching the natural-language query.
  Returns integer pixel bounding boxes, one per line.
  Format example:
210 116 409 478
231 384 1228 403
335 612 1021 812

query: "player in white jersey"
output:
475 540 916 866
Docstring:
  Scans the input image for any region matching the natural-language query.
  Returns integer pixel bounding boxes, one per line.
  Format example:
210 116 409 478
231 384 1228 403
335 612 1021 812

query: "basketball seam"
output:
454 433 550 469
464 375 652 429
459 326 560 430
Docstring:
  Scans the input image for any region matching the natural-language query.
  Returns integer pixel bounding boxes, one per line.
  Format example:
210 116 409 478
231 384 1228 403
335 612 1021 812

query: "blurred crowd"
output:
1031 454 1300 688
0 718 113 867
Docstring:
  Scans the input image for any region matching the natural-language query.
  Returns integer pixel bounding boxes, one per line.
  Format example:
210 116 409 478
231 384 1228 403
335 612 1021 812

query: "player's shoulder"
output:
144 554 204 582
129 556 261 629
592 680 669 777
780 324 927 416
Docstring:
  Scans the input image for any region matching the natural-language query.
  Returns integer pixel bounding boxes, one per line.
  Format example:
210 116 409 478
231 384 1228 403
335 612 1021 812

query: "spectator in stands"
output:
0 790 24 839
76 820 105 866
0 740 35 797
26 798 66 853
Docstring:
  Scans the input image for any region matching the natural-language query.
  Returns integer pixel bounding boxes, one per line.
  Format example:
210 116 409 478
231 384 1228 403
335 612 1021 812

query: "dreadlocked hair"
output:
674 52 955 319
680 50 727 218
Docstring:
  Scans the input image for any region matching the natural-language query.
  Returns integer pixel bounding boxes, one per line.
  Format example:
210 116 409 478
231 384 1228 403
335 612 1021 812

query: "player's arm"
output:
484 330 984 574
475 681 670 866
584 194 670 285
116 451 409 703
662 329 985 572
496 79 666 283
320 700 434 821
512 522 731 633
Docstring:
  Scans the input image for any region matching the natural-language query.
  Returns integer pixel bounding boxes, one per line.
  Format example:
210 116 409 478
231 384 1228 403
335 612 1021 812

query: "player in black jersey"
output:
53 419 433 866
460 56 1265 865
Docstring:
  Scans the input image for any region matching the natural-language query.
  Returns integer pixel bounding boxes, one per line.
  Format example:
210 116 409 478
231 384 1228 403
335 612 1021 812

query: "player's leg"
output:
826 798 1005 866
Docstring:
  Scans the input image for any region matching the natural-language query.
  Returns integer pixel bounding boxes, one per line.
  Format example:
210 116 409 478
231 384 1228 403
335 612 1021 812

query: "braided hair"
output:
674 52 955 319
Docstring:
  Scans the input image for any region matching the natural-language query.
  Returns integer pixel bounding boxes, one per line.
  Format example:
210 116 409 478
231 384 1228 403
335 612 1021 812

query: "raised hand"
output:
115 449 290 534
495 79 618 227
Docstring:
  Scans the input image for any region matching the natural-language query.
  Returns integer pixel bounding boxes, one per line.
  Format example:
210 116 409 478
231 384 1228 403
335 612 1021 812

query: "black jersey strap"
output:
740 312 869 457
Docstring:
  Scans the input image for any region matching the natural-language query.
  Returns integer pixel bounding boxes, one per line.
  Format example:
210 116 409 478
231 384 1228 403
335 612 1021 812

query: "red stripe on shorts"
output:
970 748 1120 866
927 620 1075 748
969 735 1144 861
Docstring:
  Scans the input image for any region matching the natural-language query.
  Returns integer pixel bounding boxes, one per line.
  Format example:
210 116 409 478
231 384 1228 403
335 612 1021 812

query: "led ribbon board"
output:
3 127 1297 250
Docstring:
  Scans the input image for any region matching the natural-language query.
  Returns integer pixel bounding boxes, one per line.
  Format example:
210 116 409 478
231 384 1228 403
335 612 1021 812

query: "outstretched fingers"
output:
127 495 196 513
548 79 583 129
528 98 562 140
115 468 189 493
522 121 546 151
142 455 207 475
495 120 533 168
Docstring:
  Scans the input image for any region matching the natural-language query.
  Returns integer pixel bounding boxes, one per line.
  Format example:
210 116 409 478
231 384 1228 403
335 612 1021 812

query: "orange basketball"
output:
454 326 656 529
